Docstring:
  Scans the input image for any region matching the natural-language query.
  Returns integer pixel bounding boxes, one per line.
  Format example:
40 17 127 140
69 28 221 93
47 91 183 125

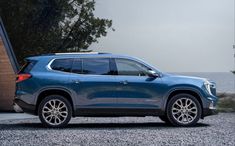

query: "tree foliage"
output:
0 0 112 64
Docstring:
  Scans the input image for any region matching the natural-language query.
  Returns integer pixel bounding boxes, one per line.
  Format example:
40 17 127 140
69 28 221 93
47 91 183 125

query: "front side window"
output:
83 58 110 75
50 59 73 72
115 58 150 76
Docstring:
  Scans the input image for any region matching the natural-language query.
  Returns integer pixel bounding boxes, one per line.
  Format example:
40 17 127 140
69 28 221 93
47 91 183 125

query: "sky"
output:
89 0 234 72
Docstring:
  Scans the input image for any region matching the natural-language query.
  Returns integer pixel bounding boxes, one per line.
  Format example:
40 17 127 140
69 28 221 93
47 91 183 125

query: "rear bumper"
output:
13 99 36 115
13 103 23 113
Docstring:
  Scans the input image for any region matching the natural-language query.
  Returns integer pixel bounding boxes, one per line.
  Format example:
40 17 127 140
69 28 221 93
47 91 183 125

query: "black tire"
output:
166 94 202 127
159 115 171 124
38 95 72 128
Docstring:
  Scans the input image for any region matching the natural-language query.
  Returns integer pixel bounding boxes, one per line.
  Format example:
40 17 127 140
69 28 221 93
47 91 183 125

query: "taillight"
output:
16 74 32 83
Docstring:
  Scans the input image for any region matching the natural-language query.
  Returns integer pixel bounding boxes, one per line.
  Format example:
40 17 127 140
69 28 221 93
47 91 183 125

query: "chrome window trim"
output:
46 58 74 75
47 57 113 76
46 57 161 78
47 58 55 70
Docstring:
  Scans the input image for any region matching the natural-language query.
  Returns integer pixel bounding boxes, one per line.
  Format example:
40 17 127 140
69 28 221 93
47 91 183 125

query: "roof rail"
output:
55 52 109 55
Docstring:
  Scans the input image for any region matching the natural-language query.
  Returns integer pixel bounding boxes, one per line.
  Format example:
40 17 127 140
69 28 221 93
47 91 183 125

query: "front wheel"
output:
38 95 72 128
167 94 202 126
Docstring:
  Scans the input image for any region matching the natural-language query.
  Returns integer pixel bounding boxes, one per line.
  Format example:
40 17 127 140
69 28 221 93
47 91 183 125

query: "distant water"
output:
172 72 235 93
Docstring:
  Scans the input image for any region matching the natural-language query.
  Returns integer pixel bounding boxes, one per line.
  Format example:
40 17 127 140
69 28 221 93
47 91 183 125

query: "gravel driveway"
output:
0 113 234 146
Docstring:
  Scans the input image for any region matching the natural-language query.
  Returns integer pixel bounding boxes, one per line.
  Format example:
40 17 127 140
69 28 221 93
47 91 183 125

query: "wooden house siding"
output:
0 18 19 111
0 37 16 111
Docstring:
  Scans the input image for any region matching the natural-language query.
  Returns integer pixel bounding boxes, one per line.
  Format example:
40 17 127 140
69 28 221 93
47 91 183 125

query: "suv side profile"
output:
13 52 218 127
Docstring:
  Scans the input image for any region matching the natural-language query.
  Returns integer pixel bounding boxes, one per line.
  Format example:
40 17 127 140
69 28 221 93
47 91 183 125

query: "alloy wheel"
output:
171 98 198 124
42 99 68 126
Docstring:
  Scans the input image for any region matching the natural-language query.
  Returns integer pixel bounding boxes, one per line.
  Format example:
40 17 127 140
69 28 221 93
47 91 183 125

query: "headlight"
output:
204 80 215 95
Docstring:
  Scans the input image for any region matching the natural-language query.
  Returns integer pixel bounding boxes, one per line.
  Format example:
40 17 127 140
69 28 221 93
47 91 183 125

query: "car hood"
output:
161 73 208 85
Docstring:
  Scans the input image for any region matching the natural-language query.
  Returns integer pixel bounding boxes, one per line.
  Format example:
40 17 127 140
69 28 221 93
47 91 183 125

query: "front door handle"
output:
120 80 128 85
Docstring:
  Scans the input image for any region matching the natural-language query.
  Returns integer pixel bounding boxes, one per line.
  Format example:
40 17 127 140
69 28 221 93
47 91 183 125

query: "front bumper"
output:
203 108 218 117
13 99 36 115
203 98 218 117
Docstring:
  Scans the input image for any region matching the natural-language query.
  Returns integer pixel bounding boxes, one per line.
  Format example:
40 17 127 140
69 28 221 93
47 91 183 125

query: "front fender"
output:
161 85 206 112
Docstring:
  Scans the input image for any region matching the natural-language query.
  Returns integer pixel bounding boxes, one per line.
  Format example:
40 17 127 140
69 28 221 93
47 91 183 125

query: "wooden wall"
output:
0 36 15 111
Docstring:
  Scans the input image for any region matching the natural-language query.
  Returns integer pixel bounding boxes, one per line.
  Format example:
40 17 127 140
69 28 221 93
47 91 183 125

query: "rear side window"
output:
50 59 73 72
83 58 110 75
19 60 37 73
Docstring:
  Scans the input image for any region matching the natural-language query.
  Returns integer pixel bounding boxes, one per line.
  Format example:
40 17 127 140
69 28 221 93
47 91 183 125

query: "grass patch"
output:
217 93 235 112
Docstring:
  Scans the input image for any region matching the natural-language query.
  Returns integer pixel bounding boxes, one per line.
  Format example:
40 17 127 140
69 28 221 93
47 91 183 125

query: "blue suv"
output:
13 52 218 127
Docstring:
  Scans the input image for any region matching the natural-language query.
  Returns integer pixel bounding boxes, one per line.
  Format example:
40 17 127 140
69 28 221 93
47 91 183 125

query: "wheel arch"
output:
164 88 204 118
35 88 75 116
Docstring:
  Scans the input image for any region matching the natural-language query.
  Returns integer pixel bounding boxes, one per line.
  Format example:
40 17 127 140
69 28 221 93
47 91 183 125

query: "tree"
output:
0 0 112 65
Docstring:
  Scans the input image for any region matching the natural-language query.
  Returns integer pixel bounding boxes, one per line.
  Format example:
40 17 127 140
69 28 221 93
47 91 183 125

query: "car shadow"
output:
0 122 210 130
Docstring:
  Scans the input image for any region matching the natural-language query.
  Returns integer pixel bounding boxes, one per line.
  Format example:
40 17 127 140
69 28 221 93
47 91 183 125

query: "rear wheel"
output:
167 94 202 126
38 95 72 128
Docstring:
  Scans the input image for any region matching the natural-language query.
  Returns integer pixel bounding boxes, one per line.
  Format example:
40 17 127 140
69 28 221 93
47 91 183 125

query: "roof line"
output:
55 52 100 55
39 52 110 56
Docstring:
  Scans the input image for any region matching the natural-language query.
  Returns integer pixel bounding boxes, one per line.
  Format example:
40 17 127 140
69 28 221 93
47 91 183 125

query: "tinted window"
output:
51 59 73 72
83 58 110 75
115 59 149 76
19 60 37 73
71 59 82 74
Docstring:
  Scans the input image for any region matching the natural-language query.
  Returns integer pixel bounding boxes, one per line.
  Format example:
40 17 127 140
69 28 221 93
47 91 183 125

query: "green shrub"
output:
217 93 235 112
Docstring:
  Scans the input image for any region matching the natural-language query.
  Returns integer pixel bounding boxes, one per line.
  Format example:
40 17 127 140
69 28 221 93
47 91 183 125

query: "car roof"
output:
25 52 133 60
25 52 161 73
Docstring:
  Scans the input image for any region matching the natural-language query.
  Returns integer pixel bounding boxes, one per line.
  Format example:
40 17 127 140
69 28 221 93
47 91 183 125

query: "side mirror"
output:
148 70 159 78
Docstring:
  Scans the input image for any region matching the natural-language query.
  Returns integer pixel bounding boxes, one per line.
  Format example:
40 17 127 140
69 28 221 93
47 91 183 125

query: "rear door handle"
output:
120 80 128 85
72 80 80 84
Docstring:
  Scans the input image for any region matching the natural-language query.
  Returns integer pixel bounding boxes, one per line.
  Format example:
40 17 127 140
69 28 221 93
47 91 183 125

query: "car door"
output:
69 57 118 114
114 58 163 111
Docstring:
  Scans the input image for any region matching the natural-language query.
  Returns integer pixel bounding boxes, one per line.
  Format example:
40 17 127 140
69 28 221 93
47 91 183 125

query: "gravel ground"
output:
0 113 234 146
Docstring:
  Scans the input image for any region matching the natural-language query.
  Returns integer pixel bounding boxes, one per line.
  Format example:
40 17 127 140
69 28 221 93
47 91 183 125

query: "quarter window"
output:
50 59 73 72
19 60 37 73
71 59 82 74
83 58 110 75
